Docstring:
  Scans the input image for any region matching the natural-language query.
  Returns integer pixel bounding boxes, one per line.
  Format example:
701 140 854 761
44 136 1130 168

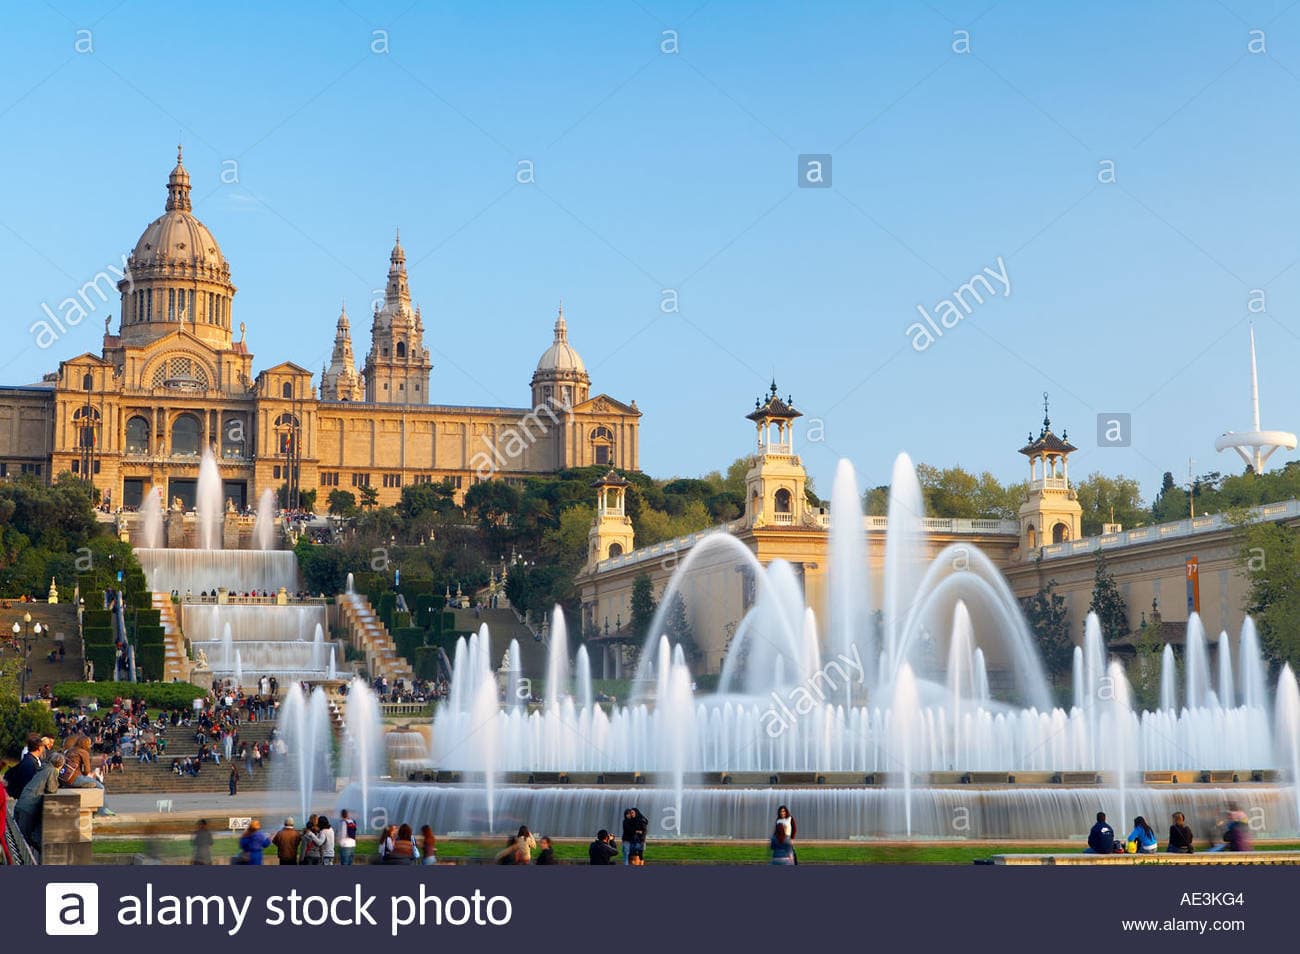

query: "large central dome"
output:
129 148 225 269
116 148 237 350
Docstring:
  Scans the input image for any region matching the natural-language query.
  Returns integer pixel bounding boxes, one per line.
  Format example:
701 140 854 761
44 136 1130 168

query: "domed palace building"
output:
0 151 640 511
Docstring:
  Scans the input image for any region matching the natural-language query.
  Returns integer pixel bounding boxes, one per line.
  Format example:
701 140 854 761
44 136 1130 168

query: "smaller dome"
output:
536 305 586 374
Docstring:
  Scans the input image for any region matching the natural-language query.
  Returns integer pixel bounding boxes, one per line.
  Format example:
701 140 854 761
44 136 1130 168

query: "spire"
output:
1249 321 1261 432
1041 391 1051 435
385 228 410 308
165 144 192 212
553 301 568 342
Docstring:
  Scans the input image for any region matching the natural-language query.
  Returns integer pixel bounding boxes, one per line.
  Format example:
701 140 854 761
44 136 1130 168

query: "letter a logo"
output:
45 883 99 935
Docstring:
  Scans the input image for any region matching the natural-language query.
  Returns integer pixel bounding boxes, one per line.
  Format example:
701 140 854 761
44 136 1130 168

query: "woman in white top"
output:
305 815 336 864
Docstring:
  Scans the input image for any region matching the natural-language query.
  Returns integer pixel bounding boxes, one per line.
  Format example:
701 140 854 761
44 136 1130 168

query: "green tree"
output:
630 574 657 641
327 489 357 517
664 590 698 661
1073 472 1146 535
1088 552 1130 645
1238 517 1300 668
1022 576 1072 680
398 481 460 521
358 485 379 510
464 480 522 529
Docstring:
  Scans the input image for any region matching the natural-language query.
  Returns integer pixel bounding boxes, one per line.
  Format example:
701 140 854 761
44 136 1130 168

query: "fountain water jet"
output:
254 488 277 550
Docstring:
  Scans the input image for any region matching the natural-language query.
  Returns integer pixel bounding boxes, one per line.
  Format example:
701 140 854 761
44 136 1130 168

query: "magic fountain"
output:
344 455 1300 841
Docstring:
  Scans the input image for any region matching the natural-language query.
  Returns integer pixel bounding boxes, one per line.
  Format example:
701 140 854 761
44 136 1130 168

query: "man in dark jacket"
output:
1086 812 1115 853
5 735 48 798
589 829 618 865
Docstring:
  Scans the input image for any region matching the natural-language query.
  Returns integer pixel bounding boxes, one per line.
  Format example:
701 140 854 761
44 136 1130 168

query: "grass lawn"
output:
90 836 1300 865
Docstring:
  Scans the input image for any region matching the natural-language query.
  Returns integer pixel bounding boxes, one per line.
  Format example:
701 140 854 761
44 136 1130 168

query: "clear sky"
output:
4 0 1300 503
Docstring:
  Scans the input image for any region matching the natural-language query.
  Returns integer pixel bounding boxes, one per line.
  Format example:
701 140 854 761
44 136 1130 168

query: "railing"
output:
1035 498 1300 562
1029 476 1068 491
772 512 795 525
379 701 433 717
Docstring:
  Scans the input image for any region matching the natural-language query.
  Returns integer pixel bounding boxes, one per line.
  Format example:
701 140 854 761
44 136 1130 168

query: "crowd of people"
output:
1086 805 1256 854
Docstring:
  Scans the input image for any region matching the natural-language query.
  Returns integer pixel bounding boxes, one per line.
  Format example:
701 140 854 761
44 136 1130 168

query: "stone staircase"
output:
451 607 548 674
337 593 414 684
3 602 83 692
102 719 284 795
152 594 188 682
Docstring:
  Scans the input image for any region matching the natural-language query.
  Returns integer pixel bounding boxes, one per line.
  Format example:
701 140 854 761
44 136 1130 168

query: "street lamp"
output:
12 612 43 702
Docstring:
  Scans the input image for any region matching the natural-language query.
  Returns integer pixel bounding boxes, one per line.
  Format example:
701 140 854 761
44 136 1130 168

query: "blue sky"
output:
4 0 1300 503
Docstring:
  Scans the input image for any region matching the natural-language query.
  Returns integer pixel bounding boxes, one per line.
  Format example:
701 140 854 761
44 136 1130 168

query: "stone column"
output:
39 788 102 865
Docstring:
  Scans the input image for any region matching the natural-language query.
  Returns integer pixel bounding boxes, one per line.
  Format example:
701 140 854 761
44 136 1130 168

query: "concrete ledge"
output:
992 852 1300 866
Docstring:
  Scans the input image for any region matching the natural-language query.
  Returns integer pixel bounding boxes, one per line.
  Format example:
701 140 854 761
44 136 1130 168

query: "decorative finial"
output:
177 143 183 164
239 321 246 342
1042 391 1051 429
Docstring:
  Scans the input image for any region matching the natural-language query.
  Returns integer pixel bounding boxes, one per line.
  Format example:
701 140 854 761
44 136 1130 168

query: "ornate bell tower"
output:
1018 393 1082 550
586 469 635 568
741 382 809 529
363 231 432 404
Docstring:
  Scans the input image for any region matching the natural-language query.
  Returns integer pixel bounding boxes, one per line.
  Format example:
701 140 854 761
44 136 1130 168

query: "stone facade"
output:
0 152 641 508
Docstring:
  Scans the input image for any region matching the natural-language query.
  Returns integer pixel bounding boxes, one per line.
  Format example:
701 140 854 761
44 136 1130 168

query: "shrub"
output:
52 681 207 709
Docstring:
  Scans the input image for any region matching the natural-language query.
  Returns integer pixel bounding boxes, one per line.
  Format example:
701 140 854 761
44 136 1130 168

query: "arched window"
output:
82 372 93 392
1026 523 1037 549
396 341 407 359
282 381 293 399
171 413 201 457
1052 522 1069 543
774 488 793 514
221 413 246 459
125 416 150 456
608 542 623 559
591 425 614 466
274 413 299 456
72 405 101 450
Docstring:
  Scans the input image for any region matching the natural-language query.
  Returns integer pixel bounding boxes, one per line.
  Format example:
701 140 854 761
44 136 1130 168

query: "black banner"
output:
4 865 1286 952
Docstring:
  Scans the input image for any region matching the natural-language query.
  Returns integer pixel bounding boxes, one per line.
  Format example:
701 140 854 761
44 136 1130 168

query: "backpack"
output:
58 750 81 785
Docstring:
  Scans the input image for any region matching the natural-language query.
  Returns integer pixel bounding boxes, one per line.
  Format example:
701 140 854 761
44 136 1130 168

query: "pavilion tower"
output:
586 469 635 568
1018 393 1081 550
741 381 809 529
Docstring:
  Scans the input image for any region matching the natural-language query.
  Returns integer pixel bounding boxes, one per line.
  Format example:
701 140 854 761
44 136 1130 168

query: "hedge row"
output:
52 681 207 709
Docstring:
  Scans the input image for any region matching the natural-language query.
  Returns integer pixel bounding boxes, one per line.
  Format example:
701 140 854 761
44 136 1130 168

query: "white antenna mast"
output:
1215 322 1296 472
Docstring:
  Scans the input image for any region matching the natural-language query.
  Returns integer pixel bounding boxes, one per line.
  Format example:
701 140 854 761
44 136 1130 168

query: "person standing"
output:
238 820 271 865
770 823 795 865
1167 812 1195 854
272 817 301 865
192 819 213 865
308 816 336 865
420 825 438 866
338 809 357 866
775 805 797 864
228 764 240 796
534 836 556 865
622 807 648 866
